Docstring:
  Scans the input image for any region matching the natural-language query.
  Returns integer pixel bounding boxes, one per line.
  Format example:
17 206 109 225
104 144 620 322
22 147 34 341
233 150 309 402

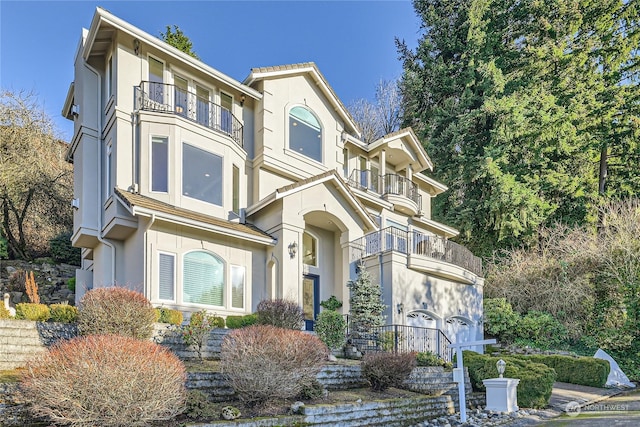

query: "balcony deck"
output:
135 81 243 147
350 227 483 278
347 169 422 215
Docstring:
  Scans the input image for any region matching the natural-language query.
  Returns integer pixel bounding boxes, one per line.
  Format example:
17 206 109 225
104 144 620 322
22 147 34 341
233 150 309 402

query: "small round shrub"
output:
20 335 186 426
361 351 417 391
315 310 346 350
15 303 50 321
256 298 304 330
49 304 79 323
416 351 452 369
225 313 258 329
221 325 328 405
67 277 76 292
320 296 343 311
483 298 520 343
78 287 157 339
183 389 219 420
0 303 12 319
155 307 184 325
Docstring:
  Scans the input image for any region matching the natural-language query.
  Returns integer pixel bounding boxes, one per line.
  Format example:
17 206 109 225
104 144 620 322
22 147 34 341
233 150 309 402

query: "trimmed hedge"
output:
523 355 610 388
463 351 556 408
225 314 258 329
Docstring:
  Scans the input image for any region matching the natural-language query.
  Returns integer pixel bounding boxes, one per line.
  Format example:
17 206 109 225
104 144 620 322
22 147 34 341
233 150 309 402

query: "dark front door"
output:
303 274 319 331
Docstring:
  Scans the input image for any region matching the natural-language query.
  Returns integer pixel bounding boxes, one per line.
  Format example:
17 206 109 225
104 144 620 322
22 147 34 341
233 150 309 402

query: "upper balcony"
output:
350 227 483 283
134 81 244 148
347 169 422 216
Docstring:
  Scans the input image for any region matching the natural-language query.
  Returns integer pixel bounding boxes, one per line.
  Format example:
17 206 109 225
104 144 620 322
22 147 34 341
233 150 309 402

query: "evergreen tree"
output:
398 0 639 256
160 25 199 59
348 264 386 336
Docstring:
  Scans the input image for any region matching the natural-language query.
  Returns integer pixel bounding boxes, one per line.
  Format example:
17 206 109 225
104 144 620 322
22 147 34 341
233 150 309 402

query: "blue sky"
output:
0 0 420 141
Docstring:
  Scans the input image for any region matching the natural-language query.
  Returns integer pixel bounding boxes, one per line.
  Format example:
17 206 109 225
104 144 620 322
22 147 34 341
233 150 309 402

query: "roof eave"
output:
84 7 262 100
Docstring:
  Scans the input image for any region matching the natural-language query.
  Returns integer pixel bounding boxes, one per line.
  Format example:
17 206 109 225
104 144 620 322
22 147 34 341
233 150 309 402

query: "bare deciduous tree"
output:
348 79 403 143
0 90 72 259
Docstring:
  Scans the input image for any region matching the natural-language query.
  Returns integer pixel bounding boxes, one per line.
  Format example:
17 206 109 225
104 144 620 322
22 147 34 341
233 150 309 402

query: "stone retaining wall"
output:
186 395 456 427
0 320 77 370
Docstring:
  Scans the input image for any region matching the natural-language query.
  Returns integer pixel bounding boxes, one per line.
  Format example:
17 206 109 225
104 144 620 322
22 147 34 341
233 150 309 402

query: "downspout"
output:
85 62 116 285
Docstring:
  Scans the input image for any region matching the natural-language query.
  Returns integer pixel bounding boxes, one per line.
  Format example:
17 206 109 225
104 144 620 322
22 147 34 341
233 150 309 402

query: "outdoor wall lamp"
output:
288 242 298 259
240 94 246 107
397 303 404 314
497 359 506 378
133 39 140 56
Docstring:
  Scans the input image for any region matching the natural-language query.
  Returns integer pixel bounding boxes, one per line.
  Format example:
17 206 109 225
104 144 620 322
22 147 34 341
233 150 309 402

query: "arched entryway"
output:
406 310 443 354
445 315 474 345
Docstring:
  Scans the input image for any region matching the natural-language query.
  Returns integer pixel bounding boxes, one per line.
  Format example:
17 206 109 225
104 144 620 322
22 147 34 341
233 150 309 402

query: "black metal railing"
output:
347 169 422 212
135 81 243 147
382 173 422 211
351 227 483 277
347 323 453 362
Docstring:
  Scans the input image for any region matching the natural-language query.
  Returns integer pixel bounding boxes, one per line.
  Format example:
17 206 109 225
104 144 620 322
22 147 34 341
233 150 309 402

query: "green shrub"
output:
320 295 343 311
517 311 568 350
256 298 304 330
66 278 76 292
49 231 81 265
463 351 556 408
523 355 610 387
315 310 346 350
362 351 417 391
225 314 258 329
77 287 157 339
416 351 452 369
221 325 328 405
21 335 186 426
49 304 78 323
379 330 405 352
15 303 50 321
155 307 184 325
0 230 7 259
0 302 12 319
484 298 520 343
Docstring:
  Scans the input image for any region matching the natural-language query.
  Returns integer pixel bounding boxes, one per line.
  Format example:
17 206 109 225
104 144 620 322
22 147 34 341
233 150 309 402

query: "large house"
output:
63 8 484 352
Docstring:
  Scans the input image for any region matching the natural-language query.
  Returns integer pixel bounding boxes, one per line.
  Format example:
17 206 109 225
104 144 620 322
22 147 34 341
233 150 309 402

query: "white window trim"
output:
302 231 320 268
157 251 176 303
149 135 169 194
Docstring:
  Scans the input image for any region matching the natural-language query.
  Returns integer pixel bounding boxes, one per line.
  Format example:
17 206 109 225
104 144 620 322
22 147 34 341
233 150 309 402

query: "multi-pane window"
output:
182 143 222 205
221 92 233 134
158 253 175 301
196 85 210 126
289 106 322 162
232 164 240 215
151 136 168 192
183 251 224 306
148 57 164 103
230 265 245 309
174 75 188 117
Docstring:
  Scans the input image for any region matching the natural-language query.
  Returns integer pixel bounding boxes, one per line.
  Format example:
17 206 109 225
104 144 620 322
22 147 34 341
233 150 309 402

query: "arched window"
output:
289 106 322 162
183 251 224 306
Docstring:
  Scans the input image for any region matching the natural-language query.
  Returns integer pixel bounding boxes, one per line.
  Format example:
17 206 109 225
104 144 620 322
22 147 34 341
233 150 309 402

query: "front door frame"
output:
303 274 320 331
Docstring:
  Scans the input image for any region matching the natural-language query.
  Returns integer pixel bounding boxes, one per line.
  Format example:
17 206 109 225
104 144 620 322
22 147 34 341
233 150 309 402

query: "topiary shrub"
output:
463 351 556 408
225 313 258 329
221 325 328 405
49 231 81 265
49 303 78 323
77 287 157 339
315 310 346 350
155 307 184 325
523 355 610 387
256 299 304 330
20 334 186 426
15 303 50 321
361 351 417 391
